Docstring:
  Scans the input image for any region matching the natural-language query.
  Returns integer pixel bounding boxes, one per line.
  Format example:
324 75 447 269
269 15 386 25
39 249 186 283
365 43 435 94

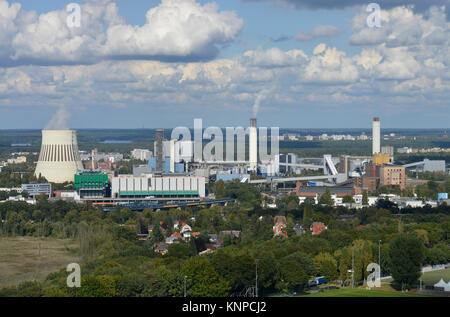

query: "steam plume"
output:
46 105 70 130
252 88 273 117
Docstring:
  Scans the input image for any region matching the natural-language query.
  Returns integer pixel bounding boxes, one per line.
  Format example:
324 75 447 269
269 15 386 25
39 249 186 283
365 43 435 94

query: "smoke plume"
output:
252 88 273 117
45 105 70 130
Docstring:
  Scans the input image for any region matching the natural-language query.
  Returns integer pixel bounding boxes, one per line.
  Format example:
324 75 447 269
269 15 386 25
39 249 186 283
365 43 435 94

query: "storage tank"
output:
34 130 83 183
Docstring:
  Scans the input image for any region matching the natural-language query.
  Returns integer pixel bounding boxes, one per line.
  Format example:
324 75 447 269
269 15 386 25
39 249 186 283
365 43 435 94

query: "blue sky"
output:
0 0 449 129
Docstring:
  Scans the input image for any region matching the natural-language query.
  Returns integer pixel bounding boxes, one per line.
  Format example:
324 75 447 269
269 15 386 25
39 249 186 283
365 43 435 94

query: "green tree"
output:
319 188 334 206
150 222 164 244
362 190 369 205
388 234 425 290
342 195 354 204
278 259 308 293
314 252 338 281
212 252 255 293
181 257 230 297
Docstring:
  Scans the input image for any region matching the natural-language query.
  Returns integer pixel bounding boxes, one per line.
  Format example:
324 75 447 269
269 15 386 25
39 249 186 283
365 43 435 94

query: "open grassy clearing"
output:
302 287 429 297
421 268 450 285
0 236 79 288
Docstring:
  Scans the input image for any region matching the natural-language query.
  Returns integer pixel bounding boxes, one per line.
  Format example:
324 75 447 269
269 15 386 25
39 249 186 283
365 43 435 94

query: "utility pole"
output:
255 259 259 298
184 275 187 297
351 246 354 289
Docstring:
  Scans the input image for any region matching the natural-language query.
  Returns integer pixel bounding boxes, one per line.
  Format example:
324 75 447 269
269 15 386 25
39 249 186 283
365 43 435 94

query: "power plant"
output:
372 117 381 154
249 118 258 171
34 130 83 183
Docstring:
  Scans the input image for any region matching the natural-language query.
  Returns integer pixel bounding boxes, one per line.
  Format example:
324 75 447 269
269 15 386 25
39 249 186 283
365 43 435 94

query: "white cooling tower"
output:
34 130 83 183
372 117 381 155
249 118 258 171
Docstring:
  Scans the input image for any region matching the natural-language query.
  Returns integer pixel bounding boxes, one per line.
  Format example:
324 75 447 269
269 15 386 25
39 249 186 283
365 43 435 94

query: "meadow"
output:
0 236 79 288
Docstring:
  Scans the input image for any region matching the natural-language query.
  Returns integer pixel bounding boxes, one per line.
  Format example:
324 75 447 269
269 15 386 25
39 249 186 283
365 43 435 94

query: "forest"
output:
0 180 449 297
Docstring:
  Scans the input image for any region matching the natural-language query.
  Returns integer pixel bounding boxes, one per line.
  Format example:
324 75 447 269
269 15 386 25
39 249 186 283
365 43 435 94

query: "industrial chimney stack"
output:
372 117 381 155
249 118 258 171
156 129 164 174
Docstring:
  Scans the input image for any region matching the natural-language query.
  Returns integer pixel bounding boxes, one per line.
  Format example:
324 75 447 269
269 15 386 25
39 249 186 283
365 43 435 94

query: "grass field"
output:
421 268 450 285
303 288 429 297
0 236 80 288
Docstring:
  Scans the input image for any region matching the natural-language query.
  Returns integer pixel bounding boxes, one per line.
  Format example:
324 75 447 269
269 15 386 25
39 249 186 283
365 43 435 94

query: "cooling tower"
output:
249 118 258 171
34 130 83 183
372 117 381 155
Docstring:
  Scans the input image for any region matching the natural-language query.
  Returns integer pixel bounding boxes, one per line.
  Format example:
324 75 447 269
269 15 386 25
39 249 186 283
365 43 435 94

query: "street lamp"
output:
352 246 355 288
378 240 382 276
255 259 259 298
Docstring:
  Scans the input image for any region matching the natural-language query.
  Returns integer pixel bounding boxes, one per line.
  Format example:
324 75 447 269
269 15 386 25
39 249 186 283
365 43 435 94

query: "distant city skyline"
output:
0 0 449 129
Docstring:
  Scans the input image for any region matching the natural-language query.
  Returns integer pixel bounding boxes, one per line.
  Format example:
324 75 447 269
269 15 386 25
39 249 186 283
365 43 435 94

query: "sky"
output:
0 0 449 129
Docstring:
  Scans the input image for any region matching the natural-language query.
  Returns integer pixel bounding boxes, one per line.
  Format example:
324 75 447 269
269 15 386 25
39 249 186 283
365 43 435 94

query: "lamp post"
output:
378 240 382 276
255 259 259 298
351 246 354 289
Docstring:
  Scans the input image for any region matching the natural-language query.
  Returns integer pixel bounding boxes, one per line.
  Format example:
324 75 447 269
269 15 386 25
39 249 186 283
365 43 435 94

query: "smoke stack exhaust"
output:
372 117 380 155
156 129 163 174
249 118 257 171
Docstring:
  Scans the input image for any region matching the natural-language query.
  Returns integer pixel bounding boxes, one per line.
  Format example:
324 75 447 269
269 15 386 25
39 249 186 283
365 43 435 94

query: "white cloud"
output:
241 47 307 67
0 0 243 66
296 24 344 41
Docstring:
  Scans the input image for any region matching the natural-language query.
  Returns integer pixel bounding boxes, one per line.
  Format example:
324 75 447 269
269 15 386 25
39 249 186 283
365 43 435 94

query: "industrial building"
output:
403 159 446 173
74 171 110 199
131 149 152 161
111 175 206 199
34 130 83 183
21 183 52 197
362 163 406 191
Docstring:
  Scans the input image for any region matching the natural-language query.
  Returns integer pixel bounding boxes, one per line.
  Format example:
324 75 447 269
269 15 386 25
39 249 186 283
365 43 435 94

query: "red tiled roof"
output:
296 192 317 197
170 232 182 239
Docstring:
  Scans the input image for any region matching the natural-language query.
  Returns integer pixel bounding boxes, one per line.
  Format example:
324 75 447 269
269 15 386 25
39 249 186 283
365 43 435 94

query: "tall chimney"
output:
156 129 163 174
249 118 257 171
372 117 380 155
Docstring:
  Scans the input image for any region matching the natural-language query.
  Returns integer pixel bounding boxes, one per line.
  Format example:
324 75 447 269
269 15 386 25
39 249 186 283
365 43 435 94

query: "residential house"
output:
166 232 182 244
293 224 305 236
273 216 288 238
154 242 168 255
181 224 193 240
311 222 327 235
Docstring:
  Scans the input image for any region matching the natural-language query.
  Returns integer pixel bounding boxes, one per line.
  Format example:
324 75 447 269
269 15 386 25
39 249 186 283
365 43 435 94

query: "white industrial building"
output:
131 149 153 161
34 130 83 183
111 174 206 198
154 140 194 163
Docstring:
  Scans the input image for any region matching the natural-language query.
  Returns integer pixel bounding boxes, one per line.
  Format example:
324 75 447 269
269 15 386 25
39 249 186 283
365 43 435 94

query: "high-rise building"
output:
372 117 381 154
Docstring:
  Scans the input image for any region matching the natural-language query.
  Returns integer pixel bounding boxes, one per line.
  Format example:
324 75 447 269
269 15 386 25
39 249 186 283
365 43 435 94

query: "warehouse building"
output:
111 175 206 199
21 183 52 197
